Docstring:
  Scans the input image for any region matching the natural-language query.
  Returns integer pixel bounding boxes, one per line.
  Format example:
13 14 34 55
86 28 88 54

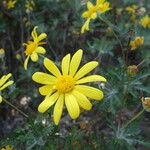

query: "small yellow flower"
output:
142 97 150 112
0 48 5 58
16 54 21 60
81 0 111 33
23 26 47 70
1 145 13 150
125 5 138 14
6 0 17 9
130 14 138 23
127 65 138 76
130 36 144 50
140 15 150 29
25 0 35 13
32 49 106 125
0 73 14 103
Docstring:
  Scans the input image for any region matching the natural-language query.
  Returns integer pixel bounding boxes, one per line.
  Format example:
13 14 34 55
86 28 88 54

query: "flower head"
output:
32 49 106 125
125 5 138 14
0 73 14 103
0 48 5 58
130 36 144 50
81 0 111 33
6 0 17 9
24 26 47 70
140 15 150 29
1 145 13 150
142 97 150 112
127 65 138 76
25 0 35 13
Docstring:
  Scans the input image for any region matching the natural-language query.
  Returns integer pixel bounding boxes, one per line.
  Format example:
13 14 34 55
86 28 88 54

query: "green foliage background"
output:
0 0 150 149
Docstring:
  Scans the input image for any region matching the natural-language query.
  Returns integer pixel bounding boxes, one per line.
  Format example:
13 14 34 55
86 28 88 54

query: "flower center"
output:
25 42 38 56
56 75 75 94
145 99 150 107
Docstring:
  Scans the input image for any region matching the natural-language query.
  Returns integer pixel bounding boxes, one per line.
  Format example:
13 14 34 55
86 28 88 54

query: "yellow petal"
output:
96 0 105 5
24 56 30 70
76 75 107 84
69 49 83 76
0 75 6 84
0 81 14 91
75 85 104 100
74 61 98 80
72 90 92 110
87 1 93 9
35 46 46 54
81 23 86 34
65 93 80 119
31 26 38 40
61 54 70 75
0 95 2 103
32 72 57 84
0 73 12 87
31 52 38 62
81 19 90 33
38 92 59 113
82 11 88 18
37 33 47 42
91 12 97 19
53 94 64 125
44 58 61 77
39 85 54 95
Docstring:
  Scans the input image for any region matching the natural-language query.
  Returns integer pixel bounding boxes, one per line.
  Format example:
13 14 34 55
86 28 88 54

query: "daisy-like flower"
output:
81 0 111 33
1 145 13 150
142 97 150 112
139 15 150 29
32 49 106 125
6 0 17 9
125 5 138 14
130 36 144 50
24 26 47 70
25 0 35 13
0 73 14 103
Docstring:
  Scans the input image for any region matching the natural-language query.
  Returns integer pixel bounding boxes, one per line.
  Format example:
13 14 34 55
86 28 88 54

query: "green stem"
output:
39 54 46 59
137 59 146 67
2 97 28 118
98 16 125 64
123 109 144 128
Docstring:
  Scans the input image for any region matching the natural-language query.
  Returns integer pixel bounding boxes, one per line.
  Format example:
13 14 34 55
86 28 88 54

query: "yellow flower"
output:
16 54 21 60
130 14 138 23
0 73 14 103
81 0 111 33
130 36 144 50
32 49 106 125
0 48 5 58
142 97 150 112
6 0 17 9
25 0 35 13
127 65 138 76
125 5 138 14
24 26 47 70
140 15 150 29
1 145 13 150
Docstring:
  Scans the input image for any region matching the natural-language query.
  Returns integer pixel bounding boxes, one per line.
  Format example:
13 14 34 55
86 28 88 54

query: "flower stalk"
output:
123 109 144 128
2 97 28 118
